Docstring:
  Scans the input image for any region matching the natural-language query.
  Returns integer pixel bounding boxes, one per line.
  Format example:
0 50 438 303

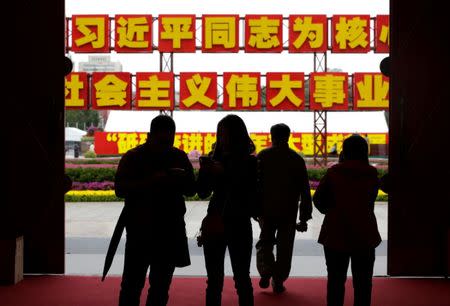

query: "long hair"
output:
213 114 254 159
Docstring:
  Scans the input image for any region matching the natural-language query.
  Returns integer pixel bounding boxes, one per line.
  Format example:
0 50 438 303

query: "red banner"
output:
289 15 328 53
180 72 218 110
158 15 196 52
222 73 261 110
265 73 305 110
353 73 389 110
375 15 389 53
309 72 349 110
91 73 132 110
202 15 240 53
94 132 388 156
114 15 153 53
71 15 110 53
331 15 371 53
65 73 89 110
245 15 283 53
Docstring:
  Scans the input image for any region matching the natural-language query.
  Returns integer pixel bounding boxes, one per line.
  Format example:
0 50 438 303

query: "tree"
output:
65 110 100 130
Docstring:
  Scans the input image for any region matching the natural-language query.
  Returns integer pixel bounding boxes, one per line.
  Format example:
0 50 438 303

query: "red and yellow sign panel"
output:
331 15 370 53
136 72 174 110
114 15 152 53
158 15 196 52
202 15 239 53
71 15 110 53
375 15 389 53
180 72 218 110
289 15 328 53
91 73 131 110
94 132 388 156
223 73 261 110
353 73 389 110
65 72 89 110
266 73 305 110
309 72 348 110
245 15 283 53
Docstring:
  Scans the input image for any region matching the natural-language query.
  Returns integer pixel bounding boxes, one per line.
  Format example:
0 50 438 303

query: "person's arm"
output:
312 169 333 214
249 155 261 220
298 158 313 223
114 153 168 199
175 152 196 197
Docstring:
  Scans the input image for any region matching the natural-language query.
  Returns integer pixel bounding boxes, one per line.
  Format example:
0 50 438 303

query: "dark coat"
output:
197 153 259 221
114 143 196 267
313 160 381 252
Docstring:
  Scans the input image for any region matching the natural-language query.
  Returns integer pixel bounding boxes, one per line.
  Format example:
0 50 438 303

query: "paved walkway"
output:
65 201 388 277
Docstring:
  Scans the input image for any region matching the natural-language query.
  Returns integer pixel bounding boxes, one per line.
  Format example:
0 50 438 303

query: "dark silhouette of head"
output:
342 135 369 163
214 114 254 158
148 115 176 149
270 123 290 146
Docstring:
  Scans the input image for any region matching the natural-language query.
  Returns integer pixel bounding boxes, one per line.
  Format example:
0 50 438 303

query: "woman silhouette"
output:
197 114 259 306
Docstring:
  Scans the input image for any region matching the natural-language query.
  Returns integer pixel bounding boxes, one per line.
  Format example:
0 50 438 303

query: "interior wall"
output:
388 0 450 275
2 1 66 273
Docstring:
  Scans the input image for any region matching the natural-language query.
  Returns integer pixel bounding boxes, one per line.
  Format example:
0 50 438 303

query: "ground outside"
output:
1 276 449 306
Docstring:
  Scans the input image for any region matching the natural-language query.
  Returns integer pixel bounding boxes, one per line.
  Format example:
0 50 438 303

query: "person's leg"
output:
119 238 149 306
228 220 254 306
350 249 375 306
203 237 227 306
324 247 350 306
272 219 296 292
146 263 175 306
255 218 277 288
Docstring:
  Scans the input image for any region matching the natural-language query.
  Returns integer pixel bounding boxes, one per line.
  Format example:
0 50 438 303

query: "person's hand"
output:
296 221 308 232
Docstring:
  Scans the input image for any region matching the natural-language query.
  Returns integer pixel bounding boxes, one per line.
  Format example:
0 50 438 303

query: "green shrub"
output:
84 151 97 158
66 167 116 182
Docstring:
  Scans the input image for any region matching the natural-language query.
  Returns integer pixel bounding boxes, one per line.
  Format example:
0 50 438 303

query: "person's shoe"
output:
259 276 271 289
271 280 286 294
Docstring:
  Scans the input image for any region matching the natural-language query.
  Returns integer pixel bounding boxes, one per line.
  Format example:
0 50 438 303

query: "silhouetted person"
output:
197 114 259 306
313 135 381 306
255 123 312 293
114 115 195 306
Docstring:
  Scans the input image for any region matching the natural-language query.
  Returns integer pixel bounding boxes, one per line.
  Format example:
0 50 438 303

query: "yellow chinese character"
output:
300 134 314 155
356 74 389 108
269 74 303 107
160 17 194 48
226 74 259 108
204 16 236 49
367 134 386 145
117 16 150 49
248 17 281 49
326 133 345 153
335 16 368 49
203 133 216 154
288 134 301 151
313 74 346 108
94 75 128 107
138 133 148 144
65 75 85 107
75 17 106 48
173 134 182 149
293 17 324 49
182 133 204 153
379 25 389 46
250 134 268 153
117 133 139 154
182 74 215 108
138 75 171 108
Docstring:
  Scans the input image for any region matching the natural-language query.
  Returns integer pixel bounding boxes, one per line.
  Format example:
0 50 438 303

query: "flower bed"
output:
65 190 388 202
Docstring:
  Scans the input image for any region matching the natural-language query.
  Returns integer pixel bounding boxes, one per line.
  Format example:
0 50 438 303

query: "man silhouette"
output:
255 123 312 293
114 115 196 306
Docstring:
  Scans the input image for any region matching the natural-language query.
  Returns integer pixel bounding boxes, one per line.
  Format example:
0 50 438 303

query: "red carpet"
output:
1 276 449 306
